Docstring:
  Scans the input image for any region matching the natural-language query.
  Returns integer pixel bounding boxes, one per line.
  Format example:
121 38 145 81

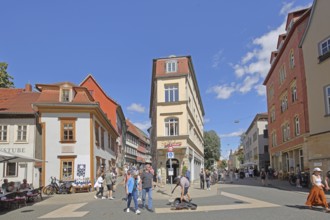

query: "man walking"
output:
105 168 114 199
141 164 154 212
199 168 205 189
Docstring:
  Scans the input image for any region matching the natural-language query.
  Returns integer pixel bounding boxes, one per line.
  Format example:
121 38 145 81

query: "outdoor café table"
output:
0 192 17 209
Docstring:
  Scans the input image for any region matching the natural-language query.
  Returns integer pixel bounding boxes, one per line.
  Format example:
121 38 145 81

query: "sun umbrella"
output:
0 151 43 163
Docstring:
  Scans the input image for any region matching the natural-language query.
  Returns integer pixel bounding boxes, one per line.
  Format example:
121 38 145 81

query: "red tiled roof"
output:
0 88 24 104
126 119 145 141
35 83 95 104
0 91 40 114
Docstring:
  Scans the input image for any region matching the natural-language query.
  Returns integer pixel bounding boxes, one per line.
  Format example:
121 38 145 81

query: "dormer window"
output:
166 60 177 73
62 89 70 102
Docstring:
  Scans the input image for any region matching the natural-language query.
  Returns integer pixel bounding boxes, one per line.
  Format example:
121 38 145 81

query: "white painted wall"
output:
0 118 39 187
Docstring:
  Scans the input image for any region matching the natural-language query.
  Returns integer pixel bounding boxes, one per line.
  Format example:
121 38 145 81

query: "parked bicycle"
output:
288 172 310 187
43 177 72 195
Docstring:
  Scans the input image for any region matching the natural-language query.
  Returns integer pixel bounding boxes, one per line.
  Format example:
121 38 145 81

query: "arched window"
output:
165 118 178 136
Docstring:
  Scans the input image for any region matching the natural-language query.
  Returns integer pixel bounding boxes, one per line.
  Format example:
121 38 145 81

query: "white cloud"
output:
207 84 236 100
242 50 256 64
133 121 151 131
209 2 311 100
204 118 210 123
220 130 244 138
280 1 312 16
127 103 145 113
212 50 224 68
280 2 294 15
254 84 266 96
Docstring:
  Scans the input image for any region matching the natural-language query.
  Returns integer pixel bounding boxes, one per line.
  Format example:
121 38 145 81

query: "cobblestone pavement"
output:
37 175 330 206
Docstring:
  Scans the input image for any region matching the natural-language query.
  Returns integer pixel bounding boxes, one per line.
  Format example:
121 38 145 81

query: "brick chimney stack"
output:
25 83 32 92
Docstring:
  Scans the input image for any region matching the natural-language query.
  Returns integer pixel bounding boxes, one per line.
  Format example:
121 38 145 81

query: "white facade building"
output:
243 113 269 170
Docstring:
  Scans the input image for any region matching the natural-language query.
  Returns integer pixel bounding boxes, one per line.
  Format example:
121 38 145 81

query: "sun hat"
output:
313 167 322 172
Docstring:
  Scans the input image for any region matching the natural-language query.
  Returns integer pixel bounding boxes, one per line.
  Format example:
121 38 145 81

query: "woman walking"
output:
94 173 105 199
305 167 330 212
126 171 141 214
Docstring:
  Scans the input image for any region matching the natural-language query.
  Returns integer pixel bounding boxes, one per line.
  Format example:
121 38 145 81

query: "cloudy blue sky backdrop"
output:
0 0 312 158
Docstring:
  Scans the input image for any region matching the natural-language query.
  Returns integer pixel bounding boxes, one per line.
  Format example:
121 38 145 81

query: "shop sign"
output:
0 147 26 154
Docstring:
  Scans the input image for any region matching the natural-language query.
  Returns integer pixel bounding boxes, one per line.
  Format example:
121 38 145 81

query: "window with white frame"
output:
16 125 27 142
282 123 290 142
165 118 178 136
272 132 277 147
5 162 17 176
0 125 8 142
291 85 297 102
268 85 274 99
61 89 70 102
270 107 276 123
326 85 330 115
165 84 179 102
281 95 288 113
294 116 300 136
279 65 286 85
289 50 295 69
320 37 330 55
165 60 177 73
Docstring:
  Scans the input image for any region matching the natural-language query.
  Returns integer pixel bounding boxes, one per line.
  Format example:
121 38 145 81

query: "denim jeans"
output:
138 189 142 199
96 186 104 197
127 190 138 211
142 187 153 209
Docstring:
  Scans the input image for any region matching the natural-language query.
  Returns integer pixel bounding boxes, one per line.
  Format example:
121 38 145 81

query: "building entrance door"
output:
166 159 179 183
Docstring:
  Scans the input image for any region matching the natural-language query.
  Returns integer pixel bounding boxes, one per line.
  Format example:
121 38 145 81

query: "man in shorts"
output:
179 176 191 202
105 169 115 199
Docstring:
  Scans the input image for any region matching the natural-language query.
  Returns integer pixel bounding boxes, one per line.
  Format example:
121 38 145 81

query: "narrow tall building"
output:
149 55 205 183
263 9 311 173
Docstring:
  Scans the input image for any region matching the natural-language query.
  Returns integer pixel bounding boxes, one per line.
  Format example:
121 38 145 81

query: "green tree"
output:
204 130 221 169
237 151 244 164
0 62 14 88
219 159 227 169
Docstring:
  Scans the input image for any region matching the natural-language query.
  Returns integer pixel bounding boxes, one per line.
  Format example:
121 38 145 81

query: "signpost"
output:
167 147 175 193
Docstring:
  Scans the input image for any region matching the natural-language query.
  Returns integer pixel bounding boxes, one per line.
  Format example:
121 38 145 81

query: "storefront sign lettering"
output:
0 147 26 154
162 142 182 148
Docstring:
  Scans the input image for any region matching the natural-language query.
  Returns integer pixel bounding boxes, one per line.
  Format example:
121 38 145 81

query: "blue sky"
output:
0 0 312 159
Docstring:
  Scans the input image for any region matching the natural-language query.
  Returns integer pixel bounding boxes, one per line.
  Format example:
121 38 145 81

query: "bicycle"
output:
43 176 60 195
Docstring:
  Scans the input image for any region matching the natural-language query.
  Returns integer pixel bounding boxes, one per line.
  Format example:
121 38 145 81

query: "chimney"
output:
25 83 32 92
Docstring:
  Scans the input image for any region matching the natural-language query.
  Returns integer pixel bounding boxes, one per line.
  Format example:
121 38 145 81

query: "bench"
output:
72 185 91 193
26 186 43 202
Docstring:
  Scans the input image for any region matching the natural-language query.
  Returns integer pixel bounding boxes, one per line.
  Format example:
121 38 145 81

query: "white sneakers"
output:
94 196 98 199
108 197 114 200
127 208 141 214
